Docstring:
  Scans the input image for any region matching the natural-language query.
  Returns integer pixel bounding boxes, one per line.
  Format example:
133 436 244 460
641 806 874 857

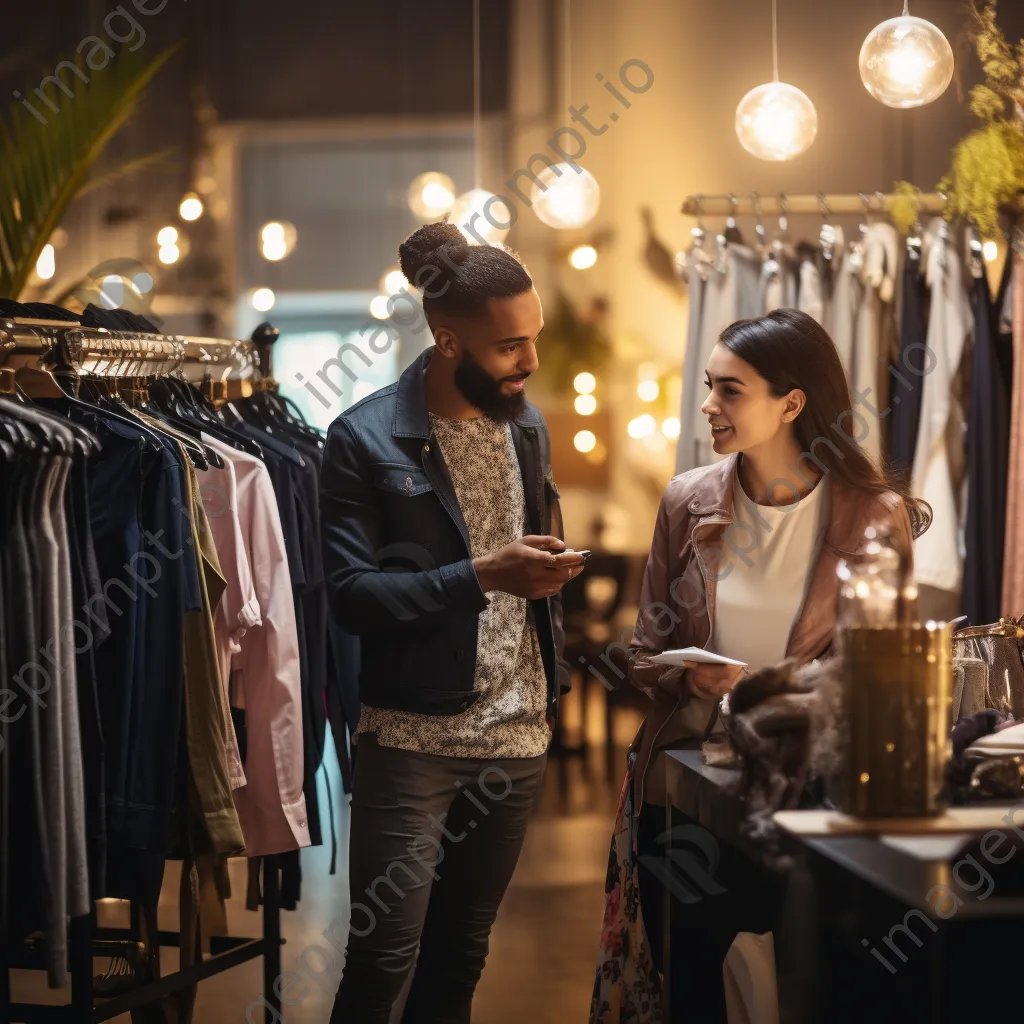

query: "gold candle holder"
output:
839 622 953 818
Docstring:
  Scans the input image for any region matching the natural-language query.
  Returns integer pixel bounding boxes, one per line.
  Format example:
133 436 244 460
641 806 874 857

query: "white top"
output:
669 467 828 742
712 469 828 670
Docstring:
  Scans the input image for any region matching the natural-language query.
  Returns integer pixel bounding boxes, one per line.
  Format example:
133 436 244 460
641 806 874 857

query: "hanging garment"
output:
912 220 972 595
212 442 310 857
1002 237 1024 617
797 258 824 325
199 436 258 792
676 244 762 473
825 227 858 380
853 222 899 465
889 245 929 478
963 256 1014 625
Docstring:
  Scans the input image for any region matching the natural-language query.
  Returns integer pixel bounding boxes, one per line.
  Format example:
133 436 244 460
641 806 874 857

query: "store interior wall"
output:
508 0 1024 551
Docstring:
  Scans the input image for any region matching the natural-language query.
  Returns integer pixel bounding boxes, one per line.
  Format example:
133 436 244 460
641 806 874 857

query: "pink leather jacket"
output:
627 453 914 808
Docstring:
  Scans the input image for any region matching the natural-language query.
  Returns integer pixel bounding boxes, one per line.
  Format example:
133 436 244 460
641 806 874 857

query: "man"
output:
320 221 583 1022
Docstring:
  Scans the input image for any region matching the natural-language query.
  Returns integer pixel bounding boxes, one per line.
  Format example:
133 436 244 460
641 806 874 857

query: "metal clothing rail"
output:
0 318 260 380
681 191 952 217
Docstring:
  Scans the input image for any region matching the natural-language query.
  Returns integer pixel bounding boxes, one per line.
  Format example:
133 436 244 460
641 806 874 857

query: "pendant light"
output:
735 0 818 162
407 171 456 220
531 0 600 229
450 0 509 245
859 1 953 109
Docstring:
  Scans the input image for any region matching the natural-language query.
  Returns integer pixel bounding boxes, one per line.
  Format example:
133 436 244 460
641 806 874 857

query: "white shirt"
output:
713 471 828 671
672 469 828 740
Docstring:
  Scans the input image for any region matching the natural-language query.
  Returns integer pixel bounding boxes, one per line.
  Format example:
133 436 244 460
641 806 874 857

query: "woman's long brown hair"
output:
718 308 930 534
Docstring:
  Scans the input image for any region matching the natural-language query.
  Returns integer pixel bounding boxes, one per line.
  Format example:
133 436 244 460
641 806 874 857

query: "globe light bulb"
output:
530 164 600 229
407 172 457 220
859 9 953 109
251 287 275 312
735 81 818 161
448 189 511 244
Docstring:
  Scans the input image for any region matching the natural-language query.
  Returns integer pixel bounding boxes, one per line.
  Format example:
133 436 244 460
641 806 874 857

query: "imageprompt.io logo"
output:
639 824 727 905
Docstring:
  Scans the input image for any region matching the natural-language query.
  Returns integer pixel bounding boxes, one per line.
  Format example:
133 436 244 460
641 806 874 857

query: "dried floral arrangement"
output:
937 0 1024 236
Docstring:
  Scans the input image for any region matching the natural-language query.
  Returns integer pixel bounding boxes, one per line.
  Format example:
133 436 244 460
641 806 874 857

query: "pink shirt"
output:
202 434 310 856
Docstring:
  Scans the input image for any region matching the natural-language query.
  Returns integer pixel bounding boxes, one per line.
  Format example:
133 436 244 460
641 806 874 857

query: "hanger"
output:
750 192 768 254
724 193 743 245
846 193 870 274
818 192 836 263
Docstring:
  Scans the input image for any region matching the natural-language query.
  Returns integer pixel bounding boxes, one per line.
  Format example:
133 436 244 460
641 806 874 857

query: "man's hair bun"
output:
398 221 468 283
396 219 532 318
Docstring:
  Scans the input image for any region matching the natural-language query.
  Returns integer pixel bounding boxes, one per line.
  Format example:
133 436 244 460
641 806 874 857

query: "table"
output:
658 746 1024 1023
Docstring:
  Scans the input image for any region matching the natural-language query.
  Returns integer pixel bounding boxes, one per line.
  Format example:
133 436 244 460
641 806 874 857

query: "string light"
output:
735 0 817 161
627 414 656 439
661 417 681 439
407 172 456 219
157 226 178 247
859 1 954 108
179 192 203 221
575 394 597 415
569 244 598 269
369 295 391 319
251 287 276 312
573 372 596 395
637 380 660 402
260 221 297 261
983 240 999 263
574 430 597 453
380 267 409 295
158 244 180 265
35 244 55 280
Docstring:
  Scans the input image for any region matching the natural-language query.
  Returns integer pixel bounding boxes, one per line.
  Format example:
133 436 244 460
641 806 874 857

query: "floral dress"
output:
589 749 663 1023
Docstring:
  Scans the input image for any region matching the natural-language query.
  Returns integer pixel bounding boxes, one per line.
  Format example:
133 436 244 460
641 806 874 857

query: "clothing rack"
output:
0 318 274 403
680 191 951 218
2 319 286 1024
681 190 1024 219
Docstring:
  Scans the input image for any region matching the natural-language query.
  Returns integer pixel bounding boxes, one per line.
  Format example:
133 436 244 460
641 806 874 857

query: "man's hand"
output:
682 661 746 700
474 535 585 599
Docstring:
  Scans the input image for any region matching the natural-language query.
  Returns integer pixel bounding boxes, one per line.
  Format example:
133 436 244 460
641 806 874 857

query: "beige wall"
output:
505 0 982 551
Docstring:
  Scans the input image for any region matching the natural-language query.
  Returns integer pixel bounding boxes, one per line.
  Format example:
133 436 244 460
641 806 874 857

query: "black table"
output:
659 746 1024 1023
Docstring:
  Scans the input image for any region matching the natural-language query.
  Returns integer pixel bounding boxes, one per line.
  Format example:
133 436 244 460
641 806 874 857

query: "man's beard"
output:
454 350 528 421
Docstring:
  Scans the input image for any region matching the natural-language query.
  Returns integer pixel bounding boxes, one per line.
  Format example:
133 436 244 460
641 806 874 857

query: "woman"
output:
590 309 928 1022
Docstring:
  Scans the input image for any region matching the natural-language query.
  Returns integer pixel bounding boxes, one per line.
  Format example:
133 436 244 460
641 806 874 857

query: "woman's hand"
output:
682 661 746 700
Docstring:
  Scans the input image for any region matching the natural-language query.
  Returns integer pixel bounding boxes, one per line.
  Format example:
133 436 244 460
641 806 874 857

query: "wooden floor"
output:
12 683 643 1023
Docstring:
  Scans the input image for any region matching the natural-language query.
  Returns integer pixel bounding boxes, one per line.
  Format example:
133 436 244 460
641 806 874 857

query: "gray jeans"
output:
330 734 547 1024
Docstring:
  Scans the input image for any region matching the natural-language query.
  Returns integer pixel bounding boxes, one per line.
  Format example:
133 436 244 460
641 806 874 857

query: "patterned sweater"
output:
356 413 551 759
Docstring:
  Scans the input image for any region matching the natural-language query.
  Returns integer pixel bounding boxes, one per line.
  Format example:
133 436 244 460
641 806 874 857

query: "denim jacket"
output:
319 347 569 719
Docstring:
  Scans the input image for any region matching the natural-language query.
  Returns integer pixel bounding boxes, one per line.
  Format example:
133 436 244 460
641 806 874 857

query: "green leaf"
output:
0 44 179 299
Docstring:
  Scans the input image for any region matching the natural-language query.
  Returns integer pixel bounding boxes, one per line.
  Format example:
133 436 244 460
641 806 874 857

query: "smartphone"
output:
577 549 592 562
